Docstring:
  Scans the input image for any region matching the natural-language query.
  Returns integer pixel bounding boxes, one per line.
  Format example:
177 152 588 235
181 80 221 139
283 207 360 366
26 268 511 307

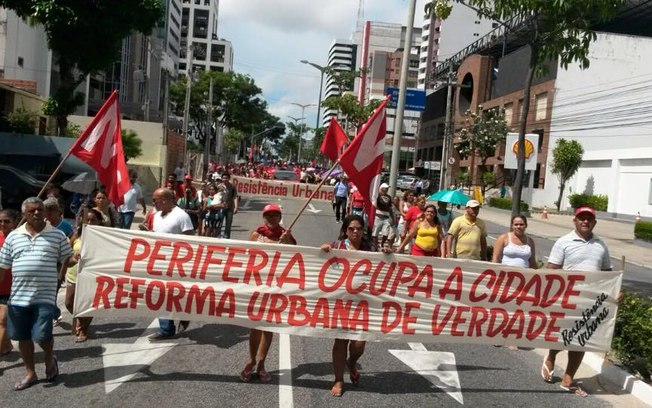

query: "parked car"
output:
0 164 46 210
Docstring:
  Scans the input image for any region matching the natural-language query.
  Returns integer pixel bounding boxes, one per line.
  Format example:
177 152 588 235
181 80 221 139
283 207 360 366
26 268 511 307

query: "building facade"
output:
322 39 358 127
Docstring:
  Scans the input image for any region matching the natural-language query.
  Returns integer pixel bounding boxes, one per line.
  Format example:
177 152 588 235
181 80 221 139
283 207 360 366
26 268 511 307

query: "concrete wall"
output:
535 32 652 217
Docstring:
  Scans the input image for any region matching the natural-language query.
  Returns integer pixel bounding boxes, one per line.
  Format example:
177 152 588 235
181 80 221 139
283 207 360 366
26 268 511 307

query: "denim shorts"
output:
8 303 56 342
0 295 9 305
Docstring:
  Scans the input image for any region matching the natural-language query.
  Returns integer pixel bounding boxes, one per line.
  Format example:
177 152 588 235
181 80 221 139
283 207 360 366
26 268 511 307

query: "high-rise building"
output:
179 0 233 74
322 39 357 126
418 6 495 90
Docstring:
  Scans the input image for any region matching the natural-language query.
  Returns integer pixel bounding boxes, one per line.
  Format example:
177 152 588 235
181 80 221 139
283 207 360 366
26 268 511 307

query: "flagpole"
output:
35 150 76 199
285 160 340 232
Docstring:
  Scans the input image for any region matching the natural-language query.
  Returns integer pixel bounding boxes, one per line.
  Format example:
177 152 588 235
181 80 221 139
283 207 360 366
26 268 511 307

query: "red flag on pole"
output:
339 96 390 227
69 90 130 207
320 117 348 161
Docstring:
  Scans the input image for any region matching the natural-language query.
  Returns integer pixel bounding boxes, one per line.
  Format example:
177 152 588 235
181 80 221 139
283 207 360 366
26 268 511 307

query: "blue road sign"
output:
387 87 426 111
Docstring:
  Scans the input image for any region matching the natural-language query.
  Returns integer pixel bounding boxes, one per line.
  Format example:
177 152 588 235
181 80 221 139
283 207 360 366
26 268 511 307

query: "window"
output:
17 56 24 67
504 103 513 125
535 92 548 121
649 179 652 205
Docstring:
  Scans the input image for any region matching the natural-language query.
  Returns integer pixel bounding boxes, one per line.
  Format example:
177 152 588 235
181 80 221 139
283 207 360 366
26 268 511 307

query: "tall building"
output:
418 6 496 90
321 39 357 126
179 0 233 74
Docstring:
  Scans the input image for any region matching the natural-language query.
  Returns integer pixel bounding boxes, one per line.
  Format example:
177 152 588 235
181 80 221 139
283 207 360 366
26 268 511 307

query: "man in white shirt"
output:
148 188 195 341
541 206 616 397
174 162 186 187
118 170 147 229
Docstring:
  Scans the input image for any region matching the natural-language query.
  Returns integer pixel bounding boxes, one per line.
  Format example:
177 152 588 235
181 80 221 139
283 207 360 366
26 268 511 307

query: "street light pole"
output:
389 0 417 197
300 60 326 130
290 102 315 163
182 45 194 166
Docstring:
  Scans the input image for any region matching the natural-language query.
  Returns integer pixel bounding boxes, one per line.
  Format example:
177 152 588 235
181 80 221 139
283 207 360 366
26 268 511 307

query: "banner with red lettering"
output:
75 226 622 352
231 176 334 202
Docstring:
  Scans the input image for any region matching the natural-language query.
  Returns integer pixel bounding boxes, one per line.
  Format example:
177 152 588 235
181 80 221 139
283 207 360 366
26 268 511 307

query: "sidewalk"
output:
476 206 652 268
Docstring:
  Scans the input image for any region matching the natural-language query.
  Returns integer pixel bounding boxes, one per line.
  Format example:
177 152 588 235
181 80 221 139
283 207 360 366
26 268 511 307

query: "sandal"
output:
75 333 88 343
541 357 554 383
560 382 588 397
14 377 38 391
257 369 271 383
239 362 256 383
46 356 59 382
348 359 360 385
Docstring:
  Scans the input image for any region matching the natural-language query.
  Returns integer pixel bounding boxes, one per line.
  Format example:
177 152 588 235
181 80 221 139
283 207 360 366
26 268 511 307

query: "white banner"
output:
75 226 622 351
231 175 334 202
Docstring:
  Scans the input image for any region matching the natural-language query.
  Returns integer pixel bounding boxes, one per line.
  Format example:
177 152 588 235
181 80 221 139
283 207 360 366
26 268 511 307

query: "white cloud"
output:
219 0 426 135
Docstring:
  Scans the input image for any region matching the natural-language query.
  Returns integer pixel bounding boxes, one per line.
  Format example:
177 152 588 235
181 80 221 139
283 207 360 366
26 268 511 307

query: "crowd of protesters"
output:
0 158 620 398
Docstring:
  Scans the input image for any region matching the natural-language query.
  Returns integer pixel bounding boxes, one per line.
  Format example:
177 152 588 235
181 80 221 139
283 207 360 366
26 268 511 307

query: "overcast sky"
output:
219 0 426 136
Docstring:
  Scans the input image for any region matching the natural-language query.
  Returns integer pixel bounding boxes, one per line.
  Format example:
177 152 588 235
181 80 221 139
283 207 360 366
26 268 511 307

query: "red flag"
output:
320 117 348 161
339 96 390 226
69 90 130 207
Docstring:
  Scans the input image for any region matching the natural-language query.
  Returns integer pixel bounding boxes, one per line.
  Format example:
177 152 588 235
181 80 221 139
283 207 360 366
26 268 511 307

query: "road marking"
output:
278 333 294 407
102 319 176 394
239 198 252 211
390 344 463 405
306 203 322 214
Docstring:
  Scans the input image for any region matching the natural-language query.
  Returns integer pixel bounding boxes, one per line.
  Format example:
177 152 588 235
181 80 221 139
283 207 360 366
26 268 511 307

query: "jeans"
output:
119 211 135 229
222 208 234 238
335 196 347 221
158 319 176 336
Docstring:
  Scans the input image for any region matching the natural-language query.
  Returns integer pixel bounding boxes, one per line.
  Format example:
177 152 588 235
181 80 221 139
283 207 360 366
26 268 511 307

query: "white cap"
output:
380 183 390 189
466 199 481 208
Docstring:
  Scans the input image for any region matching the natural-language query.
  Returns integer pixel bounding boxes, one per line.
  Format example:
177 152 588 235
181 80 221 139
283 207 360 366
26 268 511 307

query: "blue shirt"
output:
334 181 349 198
55 219 74 238
0 223 73 306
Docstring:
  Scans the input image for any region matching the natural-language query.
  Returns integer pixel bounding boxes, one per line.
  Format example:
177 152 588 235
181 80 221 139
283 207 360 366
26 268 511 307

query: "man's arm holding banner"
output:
75 226 622 352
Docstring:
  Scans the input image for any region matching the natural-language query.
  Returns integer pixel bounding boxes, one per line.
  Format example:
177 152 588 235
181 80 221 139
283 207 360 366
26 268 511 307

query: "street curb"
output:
583 352 652 406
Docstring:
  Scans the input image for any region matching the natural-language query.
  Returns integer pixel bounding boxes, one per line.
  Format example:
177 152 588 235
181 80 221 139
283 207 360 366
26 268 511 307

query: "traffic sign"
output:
386 87 426 111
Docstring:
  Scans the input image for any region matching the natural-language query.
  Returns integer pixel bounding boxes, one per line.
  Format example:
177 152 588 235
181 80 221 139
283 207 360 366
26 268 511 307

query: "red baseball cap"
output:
262 204 282 215
574 206 596 217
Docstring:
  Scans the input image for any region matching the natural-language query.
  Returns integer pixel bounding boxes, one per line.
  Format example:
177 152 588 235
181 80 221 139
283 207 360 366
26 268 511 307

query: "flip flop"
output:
14 377 38 391
330 382 344 397
239 362 256 383
257 369 271 383
348 359 360 385
560 383 588 397
46 356 59 382
541 358 554 383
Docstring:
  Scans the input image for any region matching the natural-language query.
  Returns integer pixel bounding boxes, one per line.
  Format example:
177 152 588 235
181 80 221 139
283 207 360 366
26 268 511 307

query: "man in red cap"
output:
541 206 615 397
240 204 295 384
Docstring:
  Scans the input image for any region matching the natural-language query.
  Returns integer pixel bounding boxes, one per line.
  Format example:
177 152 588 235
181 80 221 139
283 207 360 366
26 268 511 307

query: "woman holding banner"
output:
240 204 296 383
491 214 538 269
320 214 391 397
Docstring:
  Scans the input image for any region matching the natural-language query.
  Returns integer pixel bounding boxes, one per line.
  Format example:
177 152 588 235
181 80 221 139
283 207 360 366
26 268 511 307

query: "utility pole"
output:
144 37 151 122
389 0 416 197
205 76 213 176
440 62 455 191
300 60 326 131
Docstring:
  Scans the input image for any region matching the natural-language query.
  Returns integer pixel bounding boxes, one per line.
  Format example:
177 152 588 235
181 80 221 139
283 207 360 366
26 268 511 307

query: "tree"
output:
303 126 327 163
3 107 38 134
169 70 280 151
551 139 584 211
121 129 143 162
321 94 382 134
435 0 625 216
0 1 164 136
223 129 246 155
456 106 508 193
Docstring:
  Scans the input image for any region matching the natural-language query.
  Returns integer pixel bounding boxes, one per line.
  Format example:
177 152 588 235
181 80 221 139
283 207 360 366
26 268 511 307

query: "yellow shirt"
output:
65 239 81 284
414 225 439 251
448 215 486 260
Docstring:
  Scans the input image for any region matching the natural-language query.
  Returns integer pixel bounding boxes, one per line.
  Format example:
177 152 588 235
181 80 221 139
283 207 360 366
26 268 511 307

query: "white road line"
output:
408 342 427 351
278 334 294 408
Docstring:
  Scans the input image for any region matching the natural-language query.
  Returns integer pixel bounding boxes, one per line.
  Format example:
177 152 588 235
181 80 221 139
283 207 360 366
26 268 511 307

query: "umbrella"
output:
62 171 98 195
321 167 343 178
427 189 471 206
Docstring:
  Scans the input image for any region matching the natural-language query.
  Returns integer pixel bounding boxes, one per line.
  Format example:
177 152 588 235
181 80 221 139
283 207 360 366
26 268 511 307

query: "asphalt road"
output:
0 197 646 407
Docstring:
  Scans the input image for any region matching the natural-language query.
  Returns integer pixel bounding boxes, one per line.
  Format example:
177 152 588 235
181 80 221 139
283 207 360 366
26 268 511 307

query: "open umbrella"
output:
62 171 98 195
427 189 471 206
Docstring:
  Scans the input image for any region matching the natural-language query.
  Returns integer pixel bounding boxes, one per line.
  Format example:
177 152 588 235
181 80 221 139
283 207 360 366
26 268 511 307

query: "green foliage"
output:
456 169 469 184
634 221 652 242
223 129 245 155
121 129 142 162
457 106 508 187
612 292 652 381
482 171 496 185
0 0 164 135
4 107 37 134
169 70 279 148
551 138 584 211
489 197 529 212
321 94 382 131
424 1 453 19
58 122 82 138
567 194 608 211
